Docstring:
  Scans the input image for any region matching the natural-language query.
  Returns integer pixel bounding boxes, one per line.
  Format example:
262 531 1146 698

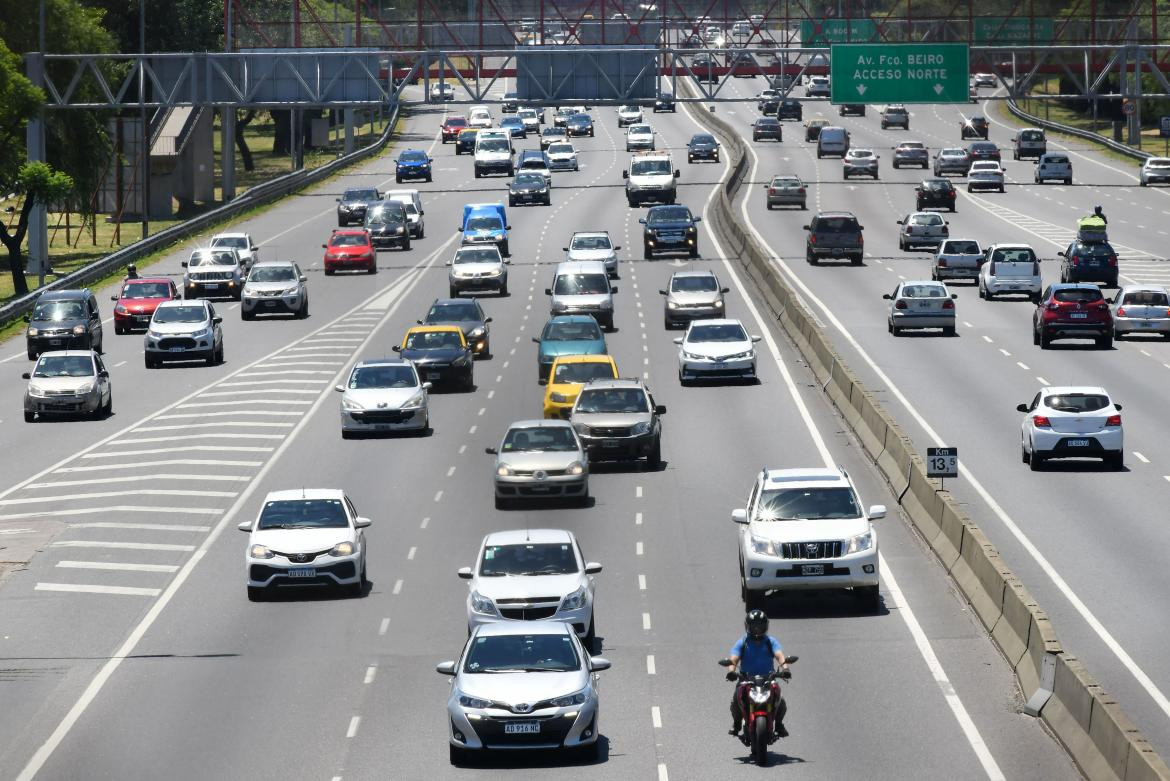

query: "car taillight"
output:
1106 414 1122 426
938 258 948 267
942 299 955 309
1047 302 1060 311
1118 307 1127 317
895 300 908 309
798 187 806 193
1032 415 1051 427
1032 262 1040 275
1072 256 1080 266
768 188 777 195
809 235 816 244
1096 303 1108 311
949 190 955 197
1108 255 1117 266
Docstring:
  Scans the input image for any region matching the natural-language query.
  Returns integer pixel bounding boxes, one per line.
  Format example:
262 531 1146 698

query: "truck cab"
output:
459 203 511 257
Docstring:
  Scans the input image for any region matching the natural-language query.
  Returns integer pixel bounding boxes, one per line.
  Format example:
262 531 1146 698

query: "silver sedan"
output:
885 280 957 336
1110 285 1170 338
487 419 589 508
898 212 949 251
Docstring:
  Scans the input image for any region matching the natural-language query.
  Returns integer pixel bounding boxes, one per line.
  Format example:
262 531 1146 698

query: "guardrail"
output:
683 79 1170 781
0 102 401 330
1006 97 1152 163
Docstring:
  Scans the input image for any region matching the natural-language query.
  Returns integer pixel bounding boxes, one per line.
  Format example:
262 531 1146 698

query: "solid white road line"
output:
35 584 161 597
56 561 179 573
0 506 221 521
83 446 273 458
129 422 294 431
111 434 285 443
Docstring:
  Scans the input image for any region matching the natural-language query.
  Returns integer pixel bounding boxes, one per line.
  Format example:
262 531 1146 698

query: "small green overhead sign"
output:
830 43 970 105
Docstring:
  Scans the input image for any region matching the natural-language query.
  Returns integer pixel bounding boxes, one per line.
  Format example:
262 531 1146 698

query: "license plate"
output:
376 424 394 431
528 485 552 493
832 249 843 257
287 568 316 578
135 316 150 323
916 301 932 309
801 564 825 576
1066 439 1090 447
204 284 220 290
1140 321 1153 327
426 372 440 380
169 347 184 352
602 440 622 448
1069 312 1088 319
504 722 540 734
265 301 276 307
49 339 62 346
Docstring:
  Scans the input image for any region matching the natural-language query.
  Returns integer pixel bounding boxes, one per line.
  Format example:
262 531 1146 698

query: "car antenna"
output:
525 528 530 542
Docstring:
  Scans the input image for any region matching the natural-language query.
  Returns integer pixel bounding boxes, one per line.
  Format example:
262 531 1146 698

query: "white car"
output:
565 231 620 277
1110 285 1170 338
884 280 957 336
1034 152 1072 184
734 467 885 611
546 142 579 171
447 245 509 297
517 108 541 132
209 232 258 271
967 160 1005 192
617 104 643 126
1139 157 1170 186
674 318 761 384
806 76 831 97
973 72 997 87
239 488 370 600
22 349 112 422
843 149 879 179
932 238 982 281
430 82 455 101
1018 386 1124 470
468 106 493 128
978 243 1042 301
457 528 601 639
625 123 655 152
486 420 590 507
384 190 425 238
337 358 430 437
437 621 610 764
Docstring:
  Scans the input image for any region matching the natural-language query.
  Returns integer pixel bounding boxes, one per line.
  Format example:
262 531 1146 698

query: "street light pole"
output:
140 0 150 239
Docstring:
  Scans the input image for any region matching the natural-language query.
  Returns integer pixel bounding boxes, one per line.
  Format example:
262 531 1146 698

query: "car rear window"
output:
815 217 859 232
922 180 952 190
1043 393 1110 412
943 240 980 254
1122 290 1169 306
992 248 1036 263
1073 243 1114 258
1044 155 1069 164
1053 288 1104 303
554 361 616 384
901 284 947 298
910 214 943 225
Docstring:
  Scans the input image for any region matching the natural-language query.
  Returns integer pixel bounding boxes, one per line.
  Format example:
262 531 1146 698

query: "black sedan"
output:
420 298 493 357
640 204 701 259
915 178 957 212
508 173 551 206
566 113 595 137
653 93 676 112
395 329 474 390
687 134 720 163
752 117 782 142
776 99 802 121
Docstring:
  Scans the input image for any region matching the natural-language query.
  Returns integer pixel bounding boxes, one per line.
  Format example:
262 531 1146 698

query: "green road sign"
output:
973 17 1053 44
799 19 878 46
829 43 970 105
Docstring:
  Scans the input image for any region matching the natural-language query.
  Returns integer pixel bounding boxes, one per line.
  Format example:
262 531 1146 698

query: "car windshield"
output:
992 248 1036 263
571 235 612 251
257 499 348 529
910 214 943 225
33 355 94 377
569 114 591 124
211 236 248 249
518 110 536 118
331 234 368 247
463 633 580 673
427 303 479 322
366 207 404 226
554 361 616 383
405 330 464 350
480 542 579 576
152 305 207 324
620 105 640 113
1043 393 1110 413
249 266 296 283
1053 288 1104 304
814 217 859 232
575 388 649 413
446 117 468 126
479 139 509 152
502 118 521 126
121 282 171 299
755 486 861 521
548 143 574 155
943 241 980 254
631 160 671 176
189 250 237 267
970 162 1000 171
453 248 500 265
971 143 996 152
466 216 502 231
501 426 579 453
553 274 609 295
1121 290 1169 306
757 119 779 127
544 321 602 341
648 207 691 224
347 365 417 389
514 174 545 187
689 323 747 342
901 284 947 298
691 135 715 145
672 275 718 292
343 189 378 201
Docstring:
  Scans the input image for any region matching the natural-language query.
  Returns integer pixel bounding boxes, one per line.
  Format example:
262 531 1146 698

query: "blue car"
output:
396 149 433 183
499 116 527 139
532 315 607 382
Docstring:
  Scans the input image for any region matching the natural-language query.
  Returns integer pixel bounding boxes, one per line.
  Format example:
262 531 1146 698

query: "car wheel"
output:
576 741 600 763
766 202 773 210
348 570 365 598
114 323 125 335
1039 330 1051 349
102 390 113 417
145 357 157 369
1032 327 1041 346
1021 444 1030 464
24 410 34 423
647 437 662 470
1029 449 1045 471
644 247 653 260
426 174 433 183
499 281 508 296
449 744 470 766
241 310 254 321
1097 334 1113 349
851 254 863 265
584 612 596 650
324 268 335 276
463 370 474 392
395 175 402 183
449 286 458 298
213 344 224 365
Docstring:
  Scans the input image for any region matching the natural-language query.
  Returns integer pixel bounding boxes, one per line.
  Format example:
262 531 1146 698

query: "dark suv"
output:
1033 284 1113 348
915 178 957 212
776 99 802 121
364 201 411 250
1059 240 1119 286
653 93 676 112
336 187 380 226
25 289 104 360
804 211 864 265
641 205 701 259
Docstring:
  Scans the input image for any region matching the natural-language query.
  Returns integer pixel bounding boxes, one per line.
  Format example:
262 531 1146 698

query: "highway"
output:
0 86 1083 779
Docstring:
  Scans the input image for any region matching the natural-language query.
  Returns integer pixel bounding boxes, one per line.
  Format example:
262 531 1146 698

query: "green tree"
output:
0 163 75 296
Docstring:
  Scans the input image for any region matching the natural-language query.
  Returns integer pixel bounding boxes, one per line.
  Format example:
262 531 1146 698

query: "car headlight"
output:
538 187 549 193
342 397 364 411
750 535 780 557
550 689 588 707
468 327 485 339
28 386 47 398
249 544 275 559
728 350 755 361
191 327 211 339
713 299 724 308
844 530 874 555
147 329 162 340
682 351 706 360
470 590 497 615
115 305 129 315
281 286 300 296
484 267 501 276
396 227 405 234
560 586 588 611
459 694 493 709
330 541 355 557
401 392 426 410
631 421 651 436
496 464 514 476
549 392 568 403
566 461 585 476
667 301 678 310
27 327 39 337
72 325 86 335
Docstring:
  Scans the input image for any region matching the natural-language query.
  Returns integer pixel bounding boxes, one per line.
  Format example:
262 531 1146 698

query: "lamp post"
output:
140 0 150 239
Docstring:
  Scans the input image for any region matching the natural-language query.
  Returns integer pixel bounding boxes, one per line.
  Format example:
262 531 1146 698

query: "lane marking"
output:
71 522 209 532
0 506 222 521
52 541 196 551
638 574 647 591
56 561 179 573
642 612 652 630
346 716 361 738
364 666 377 684
407 546 417 561
34 583 161 597
1134 452 1149 463
651 705 662 728
636 541 644 556
635 512 643 525
379 618 390 636
1016 362 1030 371
393 578 403 595
0 489 236 506
647 654 656 675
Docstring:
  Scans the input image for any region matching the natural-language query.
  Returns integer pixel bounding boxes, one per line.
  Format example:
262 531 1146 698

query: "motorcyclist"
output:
1093 205 1107 224
124 263 139 280
726 609 790 740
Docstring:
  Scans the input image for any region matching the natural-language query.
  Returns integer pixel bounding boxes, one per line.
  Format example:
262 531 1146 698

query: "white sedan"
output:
967 160 1005 192
617 104 644 126
1017 386 1124 470
239 488 370 600
674 318 761 384
625 123 655 152
337 358 430 437
546 141 579 171
884 280 957 336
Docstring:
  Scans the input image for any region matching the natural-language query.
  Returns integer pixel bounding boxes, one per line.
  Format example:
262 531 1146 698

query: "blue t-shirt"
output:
731 634 783 676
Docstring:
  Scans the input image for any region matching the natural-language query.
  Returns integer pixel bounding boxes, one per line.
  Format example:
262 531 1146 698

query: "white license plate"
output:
204 284 220 290
916 301 932 309
169 347 184 352
1140 321 1153 327
135 316 150 323
287 568 316 578
504 722 540 734
1065 439 1090 447
1069 312 1088 319
801 564 825 575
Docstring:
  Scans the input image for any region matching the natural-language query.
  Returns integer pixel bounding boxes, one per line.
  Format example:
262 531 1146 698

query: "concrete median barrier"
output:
680 77 1169 781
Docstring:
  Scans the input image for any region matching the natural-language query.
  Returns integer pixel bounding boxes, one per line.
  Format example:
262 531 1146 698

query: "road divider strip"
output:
684 81 1170 781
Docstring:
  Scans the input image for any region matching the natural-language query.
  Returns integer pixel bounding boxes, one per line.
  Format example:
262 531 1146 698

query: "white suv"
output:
733 467 885 611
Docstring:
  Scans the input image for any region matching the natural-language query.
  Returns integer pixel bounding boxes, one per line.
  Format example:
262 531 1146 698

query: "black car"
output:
691 55 718 82
1059 240 1119 286
776 99 802 121
759 98 780 116
364 202 411 251
455 129 478 155
961 116 990 139
566 113 594 137
915 178 957 212
336 187 379 226
24 289 104 360
687 134 720 163
839 104 865 116
508 172 551 206
804 211 864 265
653 93 676 112
501 92 519 112
395 329 474 390
420 297 493 356
752 117 782 142
967 141 1001 162
640 204 701 259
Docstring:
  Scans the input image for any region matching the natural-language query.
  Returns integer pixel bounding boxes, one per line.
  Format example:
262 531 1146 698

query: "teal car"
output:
532 315 607 383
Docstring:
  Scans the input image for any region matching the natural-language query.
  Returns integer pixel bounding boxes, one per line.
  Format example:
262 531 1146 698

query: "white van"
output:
384 190 424 238
978 243 1042 302
816 126 850 158
474 132 515 178
546 260 616 330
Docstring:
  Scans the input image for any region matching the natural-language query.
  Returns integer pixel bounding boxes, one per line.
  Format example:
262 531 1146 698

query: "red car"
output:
440 116 469 143
110 277 178 334
323 230 377 275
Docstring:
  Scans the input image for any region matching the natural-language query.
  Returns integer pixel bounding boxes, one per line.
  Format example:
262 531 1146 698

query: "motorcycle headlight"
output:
631 421 650 436
845 530 874 555
27 327 39 337
496 464 514 476
566 461 585 476
341 397 364 411
750 535 780 557
459 694 493 709
750 688 772 704
72 325 86 335
470 591 497 615
401 392 426 410
249 544 275 559
560 586 588 611
330 541 355 557
550 689 588 707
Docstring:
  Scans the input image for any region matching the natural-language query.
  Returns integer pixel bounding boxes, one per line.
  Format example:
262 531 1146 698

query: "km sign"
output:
830 43 969 104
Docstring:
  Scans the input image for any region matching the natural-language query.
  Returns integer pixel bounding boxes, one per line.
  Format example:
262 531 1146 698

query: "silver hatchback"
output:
1110 285 1170 338
660 269 728 328
241 261 308 319
487 419 589 508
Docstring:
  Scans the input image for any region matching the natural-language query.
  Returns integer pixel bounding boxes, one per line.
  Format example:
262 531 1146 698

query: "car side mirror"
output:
674 169 681 177
589 656 611 671
673 337 683 345
882 294 891 300
1115 403 1123 411
237 521 252 532
1057 251 1065 257
503 258 511 264
322 244 328 249
622 170 629 178
335 197 341 202
436 661 457 675
585 562 603 574
180 261 188 267
868 505 887 520
951 294 958 299
638 218 646 224
614 245 621 251
544 288 552 295
693 216 702 223
562 246 569 251
212 316 222 324
505 225 512 230
421 382 432 392
485 446 498 454
654 404 667 415
299 276 307 283
659 289 668 295
610 286 618 294
859 225 864 230
1016 403 1030 412
110 295 118 301
416 319 423 325
801 225 810 230
334 385 346 392
21 372 31 380
484 317 493 324
751 335 762 343
457 567 473 579
532 337 540 344
391 345 402 352
354 516 372 528
721 287 730 293
731 508 748 524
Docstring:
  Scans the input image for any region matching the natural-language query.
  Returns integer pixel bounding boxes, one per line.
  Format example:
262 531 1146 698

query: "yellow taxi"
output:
396 325 475 389
543 354 619 418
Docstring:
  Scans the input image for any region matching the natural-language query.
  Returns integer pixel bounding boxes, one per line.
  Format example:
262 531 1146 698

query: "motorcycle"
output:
719 656 798 767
